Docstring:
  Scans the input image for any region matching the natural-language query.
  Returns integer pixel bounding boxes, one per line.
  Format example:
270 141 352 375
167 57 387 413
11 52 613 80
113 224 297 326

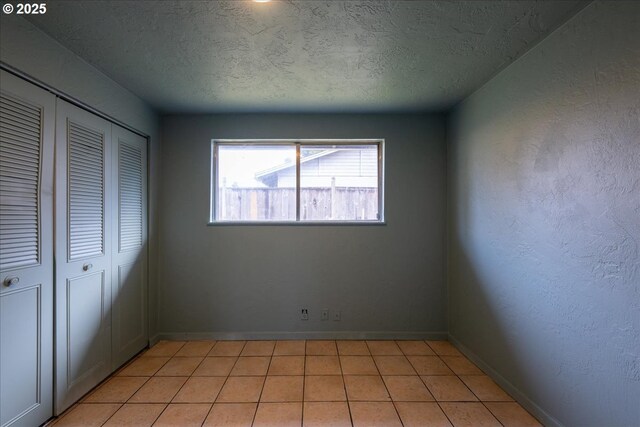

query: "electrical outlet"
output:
321 309 329 320
333 310 341 321
301 308 309 320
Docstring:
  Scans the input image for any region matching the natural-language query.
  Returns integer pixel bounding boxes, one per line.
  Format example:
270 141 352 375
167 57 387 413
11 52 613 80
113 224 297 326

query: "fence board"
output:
220 188 377 221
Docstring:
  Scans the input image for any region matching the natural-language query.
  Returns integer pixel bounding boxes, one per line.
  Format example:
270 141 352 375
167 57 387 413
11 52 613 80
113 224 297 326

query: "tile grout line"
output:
379 341 407 426
301 340 307 427
147 342 187 425
53 345 160 425
131 341 187 426
96 375 153 426
193 340 218 426
438 348 507 427
208 341 248 424
249 341 274 426
95 342 188 426
427 340 509 427
337 340 356 427
55 339 536 427
390 341 434 426
423 339 459 427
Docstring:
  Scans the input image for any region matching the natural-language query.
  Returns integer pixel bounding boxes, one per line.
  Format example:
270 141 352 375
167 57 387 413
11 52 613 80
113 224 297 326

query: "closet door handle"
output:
82 263 93 272
3 276 19 287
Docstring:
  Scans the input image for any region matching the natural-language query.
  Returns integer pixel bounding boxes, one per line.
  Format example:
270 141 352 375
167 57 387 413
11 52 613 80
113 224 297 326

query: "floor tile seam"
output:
335 345 355 427
477 399 508 427
358 345 404 425
418 374 476 403
148 354 172 376
437 400 507 427
118 354 170 377
250 354 274 426
301 349 307 426
230 355 272 377
435 401 457 427
452 371 477 401
113 347 149 375
380 375 436 402
214 351 244 408
376 353 418 376
93 375 152 404
157 402 212 427
457 373 514 403
208 340 247 357
482 401 542 426
94 402 124 427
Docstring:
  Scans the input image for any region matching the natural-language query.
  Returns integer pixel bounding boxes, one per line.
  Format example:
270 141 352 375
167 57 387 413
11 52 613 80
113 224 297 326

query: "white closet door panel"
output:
1 285 43 427
55 99 112 414
111 125 147 370
66 272 108 386
0 70 54 427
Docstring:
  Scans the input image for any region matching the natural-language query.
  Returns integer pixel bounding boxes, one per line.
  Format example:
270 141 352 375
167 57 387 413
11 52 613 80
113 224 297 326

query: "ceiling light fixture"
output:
253 0 271 3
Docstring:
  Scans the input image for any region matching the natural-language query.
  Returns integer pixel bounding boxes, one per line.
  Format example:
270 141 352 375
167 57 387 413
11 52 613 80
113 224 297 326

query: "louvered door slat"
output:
0 132 43 153
0 107 41 129
118 143 143 251
1 156 41 173
69 159 103 172
0 93 41 270
0 110 41 131
0 217 37 224
1 144 40 160
0 96 42 117
0 101 41 118
69 123 103 139
67 121 104 260
0 123 41 142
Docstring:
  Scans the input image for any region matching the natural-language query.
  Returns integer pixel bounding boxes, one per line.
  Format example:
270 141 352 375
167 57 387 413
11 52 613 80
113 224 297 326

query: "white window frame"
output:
209 139 385 225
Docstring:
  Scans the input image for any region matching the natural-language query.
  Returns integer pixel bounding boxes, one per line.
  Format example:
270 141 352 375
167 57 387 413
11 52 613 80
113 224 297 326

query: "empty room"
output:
0 1 638 426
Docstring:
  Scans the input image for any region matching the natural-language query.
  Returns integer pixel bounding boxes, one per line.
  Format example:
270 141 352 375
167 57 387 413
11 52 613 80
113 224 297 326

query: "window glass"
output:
217 144 296 221
212 140 383 223
299 145 379 221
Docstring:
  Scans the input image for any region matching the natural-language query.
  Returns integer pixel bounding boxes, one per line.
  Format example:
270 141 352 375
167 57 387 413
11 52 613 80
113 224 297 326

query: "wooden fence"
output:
219 187 378 221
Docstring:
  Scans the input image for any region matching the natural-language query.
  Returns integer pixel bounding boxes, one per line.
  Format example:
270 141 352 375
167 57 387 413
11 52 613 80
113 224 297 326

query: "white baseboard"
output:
151 330 448 343
448 334 563 427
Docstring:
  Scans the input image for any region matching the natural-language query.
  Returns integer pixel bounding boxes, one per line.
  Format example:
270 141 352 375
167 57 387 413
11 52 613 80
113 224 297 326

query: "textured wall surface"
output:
0 16 162 338
158 114 446 337
26 1 584 112
448 2 640 426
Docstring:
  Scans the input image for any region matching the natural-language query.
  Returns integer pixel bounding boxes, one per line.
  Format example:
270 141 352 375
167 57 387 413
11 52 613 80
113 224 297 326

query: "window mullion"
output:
296 142 301 221
211 141 218 221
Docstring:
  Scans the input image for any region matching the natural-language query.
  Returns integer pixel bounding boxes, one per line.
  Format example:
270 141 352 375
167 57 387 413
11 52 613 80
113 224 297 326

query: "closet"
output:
0 69 148 426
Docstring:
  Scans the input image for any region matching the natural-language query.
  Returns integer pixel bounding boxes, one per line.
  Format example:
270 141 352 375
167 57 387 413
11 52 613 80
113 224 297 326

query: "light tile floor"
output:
50 340 542 426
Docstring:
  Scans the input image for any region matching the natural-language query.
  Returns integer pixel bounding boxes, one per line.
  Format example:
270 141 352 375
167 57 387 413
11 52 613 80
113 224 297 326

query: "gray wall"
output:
158 114 447 338
0 16 162 338
447 2 640 427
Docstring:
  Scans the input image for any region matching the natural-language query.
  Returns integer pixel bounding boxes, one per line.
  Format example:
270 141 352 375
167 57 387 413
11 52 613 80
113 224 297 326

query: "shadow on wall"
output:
448 237 561 425
58 245 148 415
446 4 640 424
447 45 640 427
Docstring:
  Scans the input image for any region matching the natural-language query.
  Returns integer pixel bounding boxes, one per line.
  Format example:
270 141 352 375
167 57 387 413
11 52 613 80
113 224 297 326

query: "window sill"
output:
207 221 387 226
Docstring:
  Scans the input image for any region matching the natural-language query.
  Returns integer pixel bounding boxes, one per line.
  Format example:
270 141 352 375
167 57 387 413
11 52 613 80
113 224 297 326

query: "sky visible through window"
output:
218 146 294 188
213 141 382 222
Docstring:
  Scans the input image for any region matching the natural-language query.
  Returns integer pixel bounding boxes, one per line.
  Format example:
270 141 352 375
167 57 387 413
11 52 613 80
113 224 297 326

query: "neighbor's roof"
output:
254 149 338 181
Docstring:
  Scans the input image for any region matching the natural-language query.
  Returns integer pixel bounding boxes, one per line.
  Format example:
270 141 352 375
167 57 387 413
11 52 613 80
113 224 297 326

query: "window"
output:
210 140 384 223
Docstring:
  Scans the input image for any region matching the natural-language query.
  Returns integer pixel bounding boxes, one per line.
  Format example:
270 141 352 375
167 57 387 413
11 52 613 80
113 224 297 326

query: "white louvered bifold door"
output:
111 124 147 370
54 99 112 414
0 70 54 427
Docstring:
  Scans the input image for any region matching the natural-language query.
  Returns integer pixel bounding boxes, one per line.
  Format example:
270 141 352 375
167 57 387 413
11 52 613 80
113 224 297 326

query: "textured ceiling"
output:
27 1 586 113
